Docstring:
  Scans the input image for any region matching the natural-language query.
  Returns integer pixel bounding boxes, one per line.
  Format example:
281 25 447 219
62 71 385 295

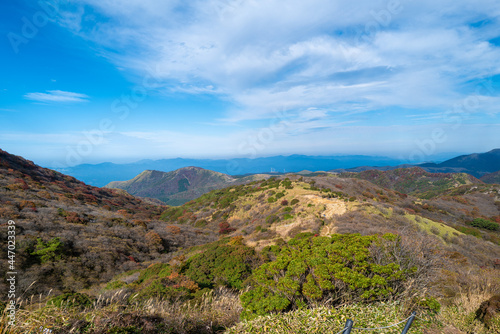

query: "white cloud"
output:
24 90 90 103
54 0 500 126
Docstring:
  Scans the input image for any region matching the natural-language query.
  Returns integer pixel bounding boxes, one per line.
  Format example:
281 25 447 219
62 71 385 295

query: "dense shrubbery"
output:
131 272 199 303
136 263 172 284
456 225 482 238
181 239 262 290
468 218 499 231
240 233 413 319
31 237 66 263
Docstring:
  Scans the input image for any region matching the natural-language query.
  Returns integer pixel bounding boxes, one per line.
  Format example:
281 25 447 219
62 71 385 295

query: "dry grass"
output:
436 267 500 334
0 287 242 334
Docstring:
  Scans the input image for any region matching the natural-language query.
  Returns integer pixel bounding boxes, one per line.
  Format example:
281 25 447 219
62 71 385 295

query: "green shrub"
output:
468 218 499 231
283 206 292 213
268 197 276 203
240 233 409 319
275 192 285 199
416 296 441 314
160 207 184 221
195 219 208 227
290 199 299 205
455 226 482 238
31 237 66 263
181 241 261 290
105 280 127 290
131 278 194 303
137 263 172 284
266 214 279 225
47 292 93 309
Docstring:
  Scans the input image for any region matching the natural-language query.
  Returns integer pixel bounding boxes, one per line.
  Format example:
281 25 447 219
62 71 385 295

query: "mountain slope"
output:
420 148 500 177
339 167 480 198
481 170 500 184
105 167 269 205
0 149 218 295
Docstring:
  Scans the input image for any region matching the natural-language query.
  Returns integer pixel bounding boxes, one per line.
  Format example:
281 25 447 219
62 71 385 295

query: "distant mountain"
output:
105 167 270 205
330 164 415 173
330 149 500 179
420 148 500 178
339 167 481 198
481 170 500 184
52 149 500 188
53 155 406 187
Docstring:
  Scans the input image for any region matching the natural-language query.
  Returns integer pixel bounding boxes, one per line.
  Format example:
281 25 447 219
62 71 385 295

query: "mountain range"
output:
102 149 500 206
54 149 500 188
54 155 408 187
331 148 500 179
1 147 500 333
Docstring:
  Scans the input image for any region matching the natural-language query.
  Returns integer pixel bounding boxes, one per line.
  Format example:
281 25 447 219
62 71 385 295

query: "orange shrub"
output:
167 225 181 234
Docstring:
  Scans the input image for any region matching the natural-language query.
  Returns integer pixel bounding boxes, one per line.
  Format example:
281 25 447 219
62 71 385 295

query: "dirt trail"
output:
249 194 349 247
302 194 347 218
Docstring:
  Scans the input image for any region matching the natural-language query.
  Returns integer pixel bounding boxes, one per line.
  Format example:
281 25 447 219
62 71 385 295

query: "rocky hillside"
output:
105 167 270 205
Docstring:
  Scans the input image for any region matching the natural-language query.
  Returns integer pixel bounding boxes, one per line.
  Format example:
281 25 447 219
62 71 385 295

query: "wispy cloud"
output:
52 0 500 126
24 90 90 103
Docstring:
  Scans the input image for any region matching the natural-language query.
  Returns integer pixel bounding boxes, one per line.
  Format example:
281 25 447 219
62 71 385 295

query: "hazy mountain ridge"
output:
330 149 500 183
420 148 500 178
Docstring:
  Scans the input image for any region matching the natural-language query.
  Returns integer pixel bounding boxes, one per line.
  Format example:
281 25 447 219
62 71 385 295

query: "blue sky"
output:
1 0 499 167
